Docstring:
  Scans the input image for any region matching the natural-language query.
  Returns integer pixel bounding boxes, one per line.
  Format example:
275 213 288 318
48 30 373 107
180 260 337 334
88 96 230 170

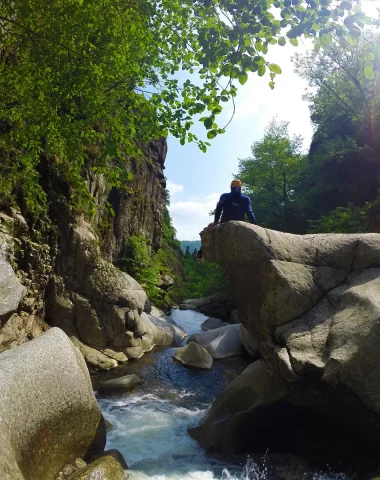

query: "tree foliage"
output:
308 203 370 233
237 31 380 236
293 31 380 222
0 0 369 213
237 119 306 232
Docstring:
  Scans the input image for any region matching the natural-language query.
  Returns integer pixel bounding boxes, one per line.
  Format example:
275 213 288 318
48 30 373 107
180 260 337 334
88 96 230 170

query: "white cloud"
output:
169 193 219 240
167 180 184 195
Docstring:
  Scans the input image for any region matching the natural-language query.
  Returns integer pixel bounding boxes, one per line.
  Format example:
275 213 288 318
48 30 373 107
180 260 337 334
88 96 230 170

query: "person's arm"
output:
246 197 257 224
214 195 225 223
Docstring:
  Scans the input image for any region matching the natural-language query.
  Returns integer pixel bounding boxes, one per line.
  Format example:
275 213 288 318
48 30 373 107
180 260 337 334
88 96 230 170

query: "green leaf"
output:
269 81 275 90
289 38 298 47
269 63 282 74
364 65 375 80
278 37 286 46
258 65 266 77
204 117 213 129
238 72 248 85
207 129 217 139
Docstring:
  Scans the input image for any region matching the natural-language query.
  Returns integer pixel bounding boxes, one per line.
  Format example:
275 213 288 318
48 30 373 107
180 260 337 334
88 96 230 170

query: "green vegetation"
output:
182 257 231 300
238 119 306 233
236 31 380 235
308 204 370 234
0 0 369 216
122 206 185 310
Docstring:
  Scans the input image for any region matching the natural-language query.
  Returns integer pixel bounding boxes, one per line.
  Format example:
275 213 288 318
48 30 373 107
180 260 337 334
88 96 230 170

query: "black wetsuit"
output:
214 190 256 224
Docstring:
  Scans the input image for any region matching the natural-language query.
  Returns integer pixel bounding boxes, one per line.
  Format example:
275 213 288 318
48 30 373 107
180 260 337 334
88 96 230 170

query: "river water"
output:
97 309 350 480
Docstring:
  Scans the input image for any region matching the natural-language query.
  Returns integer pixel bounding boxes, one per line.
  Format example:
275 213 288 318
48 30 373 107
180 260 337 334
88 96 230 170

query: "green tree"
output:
308 203 370 233
237 119 306 232
0 0 369 213
294 32 380 221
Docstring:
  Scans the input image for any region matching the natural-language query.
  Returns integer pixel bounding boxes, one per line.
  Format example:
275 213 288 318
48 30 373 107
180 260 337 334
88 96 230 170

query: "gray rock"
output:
187 324 244 359
190 360 285 451
0 255 26 324
98 374 143 393
0 328 105 480
200 317 228 331
174 342 213 369
198 222 380 465
67 455 125 480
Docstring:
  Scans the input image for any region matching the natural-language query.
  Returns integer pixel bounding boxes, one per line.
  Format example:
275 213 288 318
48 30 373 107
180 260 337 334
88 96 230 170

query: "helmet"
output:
231 179 242 188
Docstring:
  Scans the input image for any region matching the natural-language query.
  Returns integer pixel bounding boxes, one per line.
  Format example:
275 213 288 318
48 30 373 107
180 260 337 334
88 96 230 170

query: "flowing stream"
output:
97 309 350 480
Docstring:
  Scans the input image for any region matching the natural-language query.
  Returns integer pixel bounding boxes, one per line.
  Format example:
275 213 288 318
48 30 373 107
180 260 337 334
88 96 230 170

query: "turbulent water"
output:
97 309 350 480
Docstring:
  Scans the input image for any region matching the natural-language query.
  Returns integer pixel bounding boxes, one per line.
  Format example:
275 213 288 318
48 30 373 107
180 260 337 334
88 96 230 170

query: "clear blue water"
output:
97 309 350 480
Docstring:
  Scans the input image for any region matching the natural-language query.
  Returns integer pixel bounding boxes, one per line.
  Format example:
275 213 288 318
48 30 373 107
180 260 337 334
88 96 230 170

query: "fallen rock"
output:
67 455 125 480
174 342 213 369
98 374 143 394
0 328 105 480
198 222 380 471
200 317 228 331
187 324 256 359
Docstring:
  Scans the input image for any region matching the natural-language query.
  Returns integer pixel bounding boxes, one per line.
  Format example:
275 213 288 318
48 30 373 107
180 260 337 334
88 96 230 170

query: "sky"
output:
165 1 380 240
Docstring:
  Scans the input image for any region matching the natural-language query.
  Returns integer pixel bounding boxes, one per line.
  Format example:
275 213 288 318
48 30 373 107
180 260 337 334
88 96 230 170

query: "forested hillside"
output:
237 32 380 235
179 241 202 255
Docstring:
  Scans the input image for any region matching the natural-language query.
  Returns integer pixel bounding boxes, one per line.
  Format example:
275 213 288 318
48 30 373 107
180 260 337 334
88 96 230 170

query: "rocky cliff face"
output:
192 221 380 474
0 139 183 369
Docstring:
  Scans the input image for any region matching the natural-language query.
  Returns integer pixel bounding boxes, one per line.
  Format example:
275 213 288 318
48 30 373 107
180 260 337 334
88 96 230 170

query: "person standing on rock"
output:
197 180 256 258
213 179 257 225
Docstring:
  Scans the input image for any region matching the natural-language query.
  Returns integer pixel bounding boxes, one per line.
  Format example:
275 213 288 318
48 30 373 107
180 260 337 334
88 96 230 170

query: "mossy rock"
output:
68 456 125 480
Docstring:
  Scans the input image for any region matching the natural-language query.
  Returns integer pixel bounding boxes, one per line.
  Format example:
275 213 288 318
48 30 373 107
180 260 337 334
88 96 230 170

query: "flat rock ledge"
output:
195 221 380 473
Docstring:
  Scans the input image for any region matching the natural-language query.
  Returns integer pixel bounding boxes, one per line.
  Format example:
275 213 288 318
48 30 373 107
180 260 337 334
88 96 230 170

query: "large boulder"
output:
187 323 257 359
0 328 106 480
174 341 213 369
198 222 380 471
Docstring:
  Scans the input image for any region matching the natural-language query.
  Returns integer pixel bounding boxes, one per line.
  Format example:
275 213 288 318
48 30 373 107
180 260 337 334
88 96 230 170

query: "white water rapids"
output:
97 309 350 480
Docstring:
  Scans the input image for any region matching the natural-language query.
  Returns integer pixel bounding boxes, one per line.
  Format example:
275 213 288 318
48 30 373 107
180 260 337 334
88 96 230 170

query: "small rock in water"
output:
67 455 125 479
174 341 213 369
201 317 228 331
98 374 143 394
